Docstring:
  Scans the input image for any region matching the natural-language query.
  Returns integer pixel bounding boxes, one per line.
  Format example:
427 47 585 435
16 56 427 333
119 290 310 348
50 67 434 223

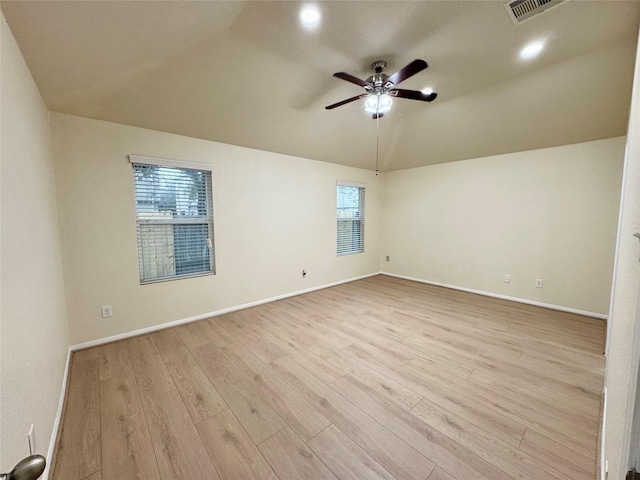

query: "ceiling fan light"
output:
378 94 392 112
364 96 379 113
364 95 392 114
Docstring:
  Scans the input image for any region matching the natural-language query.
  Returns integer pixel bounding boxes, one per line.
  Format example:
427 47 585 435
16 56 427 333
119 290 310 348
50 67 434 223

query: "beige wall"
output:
603 25 640 480
381 137 625 316
51 113 381 345
0 14 69 471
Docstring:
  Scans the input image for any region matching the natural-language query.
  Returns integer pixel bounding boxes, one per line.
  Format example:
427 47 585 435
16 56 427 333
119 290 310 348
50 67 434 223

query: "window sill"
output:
140 271 216 285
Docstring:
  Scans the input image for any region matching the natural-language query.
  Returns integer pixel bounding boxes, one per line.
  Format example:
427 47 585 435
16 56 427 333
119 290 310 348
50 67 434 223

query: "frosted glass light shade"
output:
364 94 392 114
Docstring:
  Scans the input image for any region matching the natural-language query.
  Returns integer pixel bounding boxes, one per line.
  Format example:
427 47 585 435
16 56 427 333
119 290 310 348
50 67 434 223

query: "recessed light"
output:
421 87 433 95
520 40 545 60
300 5 321 28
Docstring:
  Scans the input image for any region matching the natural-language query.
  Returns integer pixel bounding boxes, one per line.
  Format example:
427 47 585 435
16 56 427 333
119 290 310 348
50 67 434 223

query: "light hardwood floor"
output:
50 275 605 480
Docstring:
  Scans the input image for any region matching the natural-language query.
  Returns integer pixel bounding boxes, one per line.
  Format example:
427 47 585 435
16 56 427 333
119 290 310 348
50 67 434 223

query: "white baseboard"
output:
44 347 72 479
381 272 608 320
70 272 382 352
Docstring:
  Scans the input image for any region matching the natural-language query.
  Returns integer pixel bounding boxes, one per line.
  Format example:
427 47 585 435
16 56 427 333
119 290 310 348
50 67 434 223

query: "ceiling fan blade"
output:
390 88 437 102
325 93 369 110
333 72 369 88
387 59 428 86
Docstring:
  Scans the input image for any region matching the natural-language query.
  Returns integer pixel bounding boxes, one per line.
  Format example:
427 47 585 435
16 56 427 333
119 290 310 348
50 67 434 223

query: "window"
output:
130 155 215 284
337 181 365 255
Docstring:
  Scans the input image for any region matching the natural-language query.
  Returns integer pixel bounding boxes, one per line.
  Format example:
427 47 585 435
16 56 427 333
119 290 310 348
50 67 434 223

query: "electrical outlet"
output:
27 424 35 455
385 255 390 262
101 305 112 318
302 269 307 279
504 274 511 283
396 259 401 266
535 279 543 288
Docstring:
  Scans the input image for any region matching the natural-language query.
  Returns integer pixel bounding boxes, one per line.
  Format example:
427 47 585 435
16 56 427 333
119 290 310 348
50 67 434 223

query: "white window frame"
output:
336 180 365 256
129 155 215 284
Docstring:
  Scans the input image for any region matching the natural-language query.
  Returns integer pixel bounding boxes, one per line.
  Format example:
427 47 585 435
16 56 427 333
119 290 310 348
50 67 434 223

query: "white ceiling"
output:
2 1 639 171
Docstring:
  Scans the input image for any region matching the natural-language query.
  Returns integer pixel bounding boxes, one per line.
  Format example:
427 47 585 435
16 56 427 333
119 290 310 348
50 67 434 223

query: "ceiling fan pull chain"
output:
376 111 380 175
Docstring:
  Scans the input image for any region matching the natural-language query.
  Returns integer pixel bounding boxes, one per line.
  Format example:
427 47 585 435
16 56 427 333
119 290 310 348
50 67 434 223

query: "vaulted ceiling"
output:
2 1 639 171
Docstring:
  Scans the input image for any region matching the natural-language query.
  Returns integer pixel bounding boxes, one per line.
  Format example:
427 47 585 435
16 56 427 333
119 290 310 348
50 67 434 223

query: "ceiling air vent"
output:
504 0 568 24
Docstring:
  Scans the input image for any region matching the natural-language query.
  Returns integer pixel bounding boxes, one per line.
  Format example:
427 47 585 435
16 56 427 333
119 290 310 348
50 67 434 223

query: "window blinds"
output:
132 161 215 283
337 183 365 255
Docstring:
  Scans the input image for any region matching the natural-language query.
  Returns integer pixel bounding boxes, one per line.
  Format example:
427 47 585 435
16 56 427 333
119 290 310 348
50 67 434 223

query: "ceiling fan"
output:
325 59 437 119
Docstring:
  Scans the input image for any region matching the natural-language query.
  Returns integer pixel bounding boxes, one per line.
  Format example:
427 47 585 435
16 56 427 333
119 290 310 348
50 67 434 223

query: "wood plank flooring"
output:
50 275 605 480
